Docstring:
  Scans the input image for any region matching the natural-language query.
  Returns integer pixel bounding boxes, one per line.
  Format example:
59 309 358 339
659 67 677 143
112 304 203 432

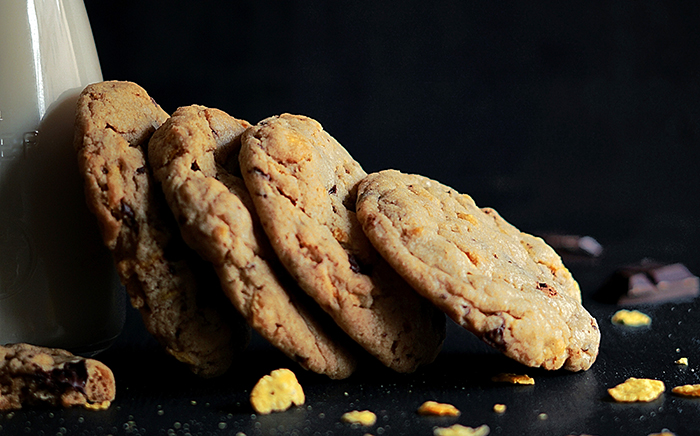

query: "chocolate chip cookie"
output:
74 81 249 377
239 114 446 373
355 169 600 371
0 343 115 410
148 106 358 379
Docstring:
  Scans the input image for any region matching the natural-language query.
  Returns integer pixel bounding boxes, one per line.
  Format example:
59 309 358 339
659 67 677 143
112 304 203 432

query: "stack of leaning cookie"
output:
74 81 600 379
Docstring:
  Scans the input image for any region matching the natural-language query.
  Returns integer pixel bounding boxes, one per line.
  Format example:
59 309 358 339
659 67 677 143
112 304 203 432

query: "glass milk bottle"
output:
0 0 124 354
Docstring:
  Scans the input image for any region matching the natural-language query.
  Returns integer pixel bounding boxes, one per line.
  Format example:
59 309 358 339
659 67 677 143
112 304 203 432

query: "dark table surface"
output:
5 1 700 435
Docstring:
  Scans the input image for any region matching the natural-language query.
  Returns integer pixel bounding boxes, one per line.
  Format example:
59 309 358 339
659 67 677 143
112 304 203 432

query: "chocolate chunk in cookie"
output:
74 81 249 377
148 106 358 379
240 114 446 373
0 343 115 410
356 169 600 371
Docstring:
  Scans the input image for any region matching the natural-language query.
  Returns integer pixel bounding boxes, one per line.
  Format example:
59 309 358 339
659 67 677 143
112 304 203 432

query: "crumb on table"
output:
608 377 665 402
611 309 651 326
491 373 535 385
433 424 490 436
340 410 377 426
417 400 461 417
249 368 304 414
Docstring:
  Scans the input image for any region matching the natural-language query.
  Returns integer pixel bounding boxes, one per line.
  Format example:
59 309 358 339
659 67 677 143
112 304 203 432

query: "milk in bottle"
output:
0 0 124 353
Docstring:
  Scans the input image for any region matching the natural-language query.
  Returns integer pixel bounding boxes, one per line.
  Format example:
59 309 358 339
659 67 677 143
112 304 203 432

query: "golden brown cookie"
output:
74 81 249 377
239 114 446 373
356 169 600 371
148 106 358 379
0 343 115 410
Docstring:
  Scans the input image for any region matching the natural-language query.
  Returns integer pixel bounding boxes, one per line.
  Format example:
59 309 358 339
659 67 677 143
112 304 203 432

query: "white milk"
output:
0 0 124 354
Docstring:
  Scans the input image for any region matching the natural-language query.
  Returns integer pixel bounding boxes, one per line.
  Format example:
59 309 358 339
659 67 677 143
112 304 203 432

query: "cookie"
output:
74 81 249 377
148 106 358 379
0 343 115 410
355 169 600 371
239 114 446 373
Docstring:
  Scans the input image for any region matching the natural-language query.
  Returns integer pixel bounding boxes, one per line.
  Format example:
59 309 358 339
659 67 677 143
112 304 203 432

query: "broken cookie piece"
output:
0 343 115 411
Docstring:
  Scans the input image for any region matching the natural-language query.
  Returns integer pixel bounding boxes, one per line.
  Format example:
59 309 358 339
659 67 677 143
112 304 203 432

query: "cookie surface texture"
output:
148 106 357 379
74 81 248 377
355 169 600 371
0 343 115 410
240 114 446 373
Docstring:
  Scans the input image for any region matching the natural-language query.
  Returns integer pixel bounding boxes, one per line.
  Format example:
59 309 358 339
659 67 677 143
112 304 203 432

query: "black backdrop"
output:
83 1 700 270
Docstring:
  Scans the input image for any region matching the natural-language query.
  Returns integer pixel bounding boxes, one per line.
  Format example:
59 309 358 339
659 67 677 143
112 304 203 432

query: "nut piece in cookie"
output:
148 105 358 379
0 343 115 410
240 114 446 373
355 169 600 371
74 81 249 377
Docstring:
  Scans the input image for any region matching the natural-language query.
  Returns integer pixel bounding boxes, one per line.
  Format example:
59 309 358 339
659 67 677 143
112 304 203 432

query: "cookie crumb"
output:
83 401 111 411
417 401 461 417
433 424 490 436
493 404 506 414
341 410 377 426
492 373 535 385
611 309 651 326
647 431 676 436
608 377 665 402
675 357 688 365
538 412 548 420
671 384 700 397
249 368 304 414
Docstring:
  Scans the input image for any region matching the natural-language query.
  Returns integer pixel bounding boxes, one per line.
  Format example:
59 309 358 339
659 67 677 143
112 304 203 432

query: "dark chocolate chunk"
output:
540 234 603 258
597 260 699 305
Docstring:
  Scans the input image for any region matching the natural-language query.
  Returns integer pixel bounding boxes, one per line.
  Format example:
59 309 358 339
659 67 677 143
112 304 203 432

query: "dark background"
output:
8 2 700 435
83 0 700 268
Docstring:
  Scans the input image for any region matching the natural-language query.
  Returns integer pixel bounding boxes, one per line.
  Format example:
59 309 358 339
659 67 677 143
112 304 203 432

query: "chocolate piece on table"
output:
597 260 699 305
539 234 603 264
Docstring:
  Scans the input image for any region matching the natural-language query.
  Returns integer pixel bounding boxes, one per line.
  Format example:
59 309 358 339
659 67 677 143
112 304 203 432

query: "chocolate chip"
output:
537 282 557 297
483 321 507 351
347 254 373 275
191 160 201 171
34 360 88 393
121 201 135 222
136 166 147 175
328 185 337 195
251 167 270 180
348 254 362 274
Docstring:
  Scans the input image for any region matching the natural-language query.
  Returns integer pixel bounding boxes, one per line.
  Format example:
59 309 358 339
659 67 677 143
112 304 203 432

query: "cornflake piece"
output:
647 431 676 436
493 404 506 414
611 309 651 327
675 357 688 365
249 368 304 414
608 377 665 402
341 410 377 426
433 424 490 436
83 400 111 411
671 384 700 397
491 373 535 385
417 401 461 417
